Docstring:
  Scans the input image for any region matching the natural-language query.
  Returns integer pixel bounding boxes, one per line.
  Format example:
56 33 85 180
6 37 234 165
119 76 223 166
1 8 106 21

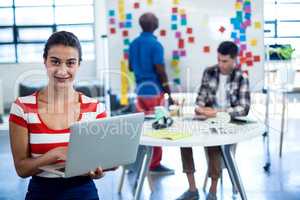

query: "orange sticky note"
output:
203 46 210 53
250 39 257 46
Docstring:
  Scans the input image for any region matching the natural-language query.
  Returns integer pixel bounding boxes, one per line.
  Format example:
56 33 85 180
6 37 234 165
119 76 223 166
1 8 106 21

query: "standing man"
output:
177 41 250 200
129 12 175 175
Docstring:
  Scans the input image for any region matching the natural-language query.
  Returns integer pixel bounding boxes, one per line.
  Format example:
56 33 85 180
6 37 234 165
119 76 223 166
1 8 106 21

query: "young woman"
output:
9 31 107 200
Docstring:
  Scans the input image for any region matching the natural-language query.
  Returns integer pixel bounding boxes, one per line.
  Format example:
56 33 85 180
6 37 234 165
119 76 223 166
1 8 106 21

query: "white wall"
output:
0 61 97 110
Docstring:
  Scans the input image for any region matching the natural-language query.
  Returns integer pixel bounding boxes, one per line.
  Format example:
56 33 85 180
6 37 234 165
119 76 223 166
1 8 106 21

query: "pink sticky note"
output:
180 50 186 57
240 44 247 51
175 31 181 38
109 18 115 25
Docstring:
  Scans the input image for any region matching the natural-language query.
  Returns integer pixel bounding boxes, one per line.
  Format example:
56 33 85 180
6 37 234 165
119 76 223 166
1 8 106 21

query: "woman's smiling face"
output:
44 44 80 89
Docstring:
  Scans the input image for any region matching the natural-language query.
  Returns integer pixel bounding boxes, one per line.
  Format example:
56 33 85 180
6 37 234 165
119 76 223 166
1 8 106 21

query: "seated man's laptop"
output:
39 112 145 178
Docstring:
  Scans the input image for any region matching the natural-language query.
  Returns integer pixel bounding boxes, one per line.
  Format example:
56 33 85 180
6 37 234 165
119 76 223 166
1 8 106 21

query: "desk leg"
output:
133 146 153 200
279 92 286 157
220 145 247 200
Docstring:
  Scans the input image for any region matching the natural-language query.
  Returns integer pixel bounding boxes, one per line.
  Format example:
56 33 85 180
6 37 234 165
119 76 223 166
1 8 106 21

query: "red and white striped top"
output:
9 92 106 178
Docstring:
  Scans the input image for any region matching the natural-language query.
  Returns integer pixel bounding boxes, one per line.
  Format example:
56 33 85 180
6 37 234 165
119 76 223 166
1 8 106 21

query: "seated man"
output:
177 41 250 200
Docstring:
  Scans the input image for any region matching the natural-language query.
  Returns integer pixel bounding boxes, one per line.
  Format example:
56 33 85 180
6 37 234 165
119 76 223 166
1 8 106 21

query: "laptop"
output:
39 112 145 178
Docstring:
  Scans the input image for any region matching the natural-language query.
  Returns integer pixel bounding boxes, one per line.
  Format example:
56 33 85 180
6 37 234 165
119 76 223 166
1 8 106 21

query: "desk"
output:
133 118 265 200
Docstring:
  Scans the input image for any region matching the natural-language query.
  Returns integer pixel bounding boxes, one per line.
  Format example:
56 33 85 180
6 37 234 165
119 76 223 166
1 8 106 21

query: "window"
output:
0 0 94 63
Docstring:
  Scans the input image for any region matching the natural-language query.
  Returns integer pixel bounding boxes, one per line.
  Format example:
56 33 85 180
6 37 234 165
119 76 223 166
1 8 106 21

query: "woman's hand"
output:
44 147 68 162
88 167 105 179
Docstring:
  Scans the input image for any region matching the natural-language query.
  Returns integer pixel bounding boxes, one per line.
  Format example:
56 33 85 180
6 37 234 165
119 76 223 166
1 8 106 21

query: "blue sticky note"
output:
123 49 129 54
240 28 245 34
240 34 246 42
231 32 237 39
234 21 240 30
236 11 243 21
171 24 178 30
126 13 132 20
125 21 132 28
109 10 115 17
181 19 187 26
245 13 251 20
174 78 181 85
171 15 177 21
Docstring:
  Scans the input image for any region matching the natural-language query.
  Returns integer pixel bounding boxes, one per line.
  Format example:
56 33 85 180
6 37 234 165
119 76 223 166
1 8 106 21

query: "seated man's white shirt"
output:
216 74 228 109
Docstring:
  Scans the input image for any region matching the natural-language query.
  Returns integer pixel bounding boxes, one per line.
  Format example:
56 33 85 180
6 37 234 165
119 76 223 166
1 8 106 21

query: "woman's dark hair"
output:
139 12 159 32
217 41 239 59
43 31 82 63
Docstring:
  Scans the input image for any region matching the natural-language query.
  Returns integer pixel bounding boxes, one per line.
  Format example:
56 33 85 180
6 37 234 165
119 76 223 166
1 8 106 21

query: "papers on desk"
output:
145 130 192 140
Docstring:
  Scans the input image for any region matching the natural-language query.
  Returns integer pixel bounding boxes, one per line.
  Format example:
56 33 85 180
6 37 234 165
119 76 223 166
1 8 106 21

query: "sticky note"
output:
250 39 257 46
175 31 181 38
109 18 115 25
160 29 166 36
125 21 132 28
245 20 251 27
122 30 128 37
126 13 132 20
179 9 185 15
235 2 242 10
133 2 140 9
110 28 116 34
254 55 261 62
188 37 195 43
246 60 253 67
174 78 181 85
240 34 246 42
240 27 245 34
178 39 184 49
173 0 180 5
172 7 178 13
147 0 153 5
240 57 247 64
180 50 186 57
186 27 193 34
234 38 240 44
219 26 225 33
240 44 247 51
123 52 129 60
231 32 237 39
254 21 262 29
172 50 179 57
119 22 124 28
119 14 126 21
245 13 251 20
236 11 243 21
244 5 251 13
172 15 178 21
181 19 187 26
246 52 252 58
171 24 178 30
123 38 130 46
203 46 210 53
109 10 115 17
171 60 179 67
239 50 244 57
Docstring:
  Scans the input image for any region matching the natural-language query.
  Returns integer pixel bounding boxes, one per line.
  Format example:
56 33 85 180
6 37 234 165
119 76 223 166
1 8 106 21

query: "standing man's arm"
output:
153 43 174 104
226 74 251 117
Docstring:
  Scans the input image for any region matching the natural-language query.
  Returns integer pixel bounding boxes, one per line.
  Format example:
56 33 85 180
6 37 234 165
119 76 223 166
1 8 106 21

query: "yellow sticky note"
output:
119 13 125 21
147 0 153 5
145 130 192 140
179 8 185 15
235 2 242 10
173 0 180 5
250 39 257 46
254 21 262 29
120 95 129 105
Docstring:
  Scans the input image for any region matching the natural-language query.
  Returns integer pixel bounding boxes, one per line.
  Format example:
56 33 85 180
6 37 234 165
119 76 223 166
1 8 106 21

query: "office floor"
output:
1 94 300 200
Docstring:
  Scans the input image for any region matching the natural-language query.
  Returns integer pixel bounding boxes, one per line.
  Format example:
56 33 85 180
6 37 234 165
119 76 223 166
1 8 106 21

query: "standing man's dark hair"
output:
217 41 238 59
139 12 159 32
